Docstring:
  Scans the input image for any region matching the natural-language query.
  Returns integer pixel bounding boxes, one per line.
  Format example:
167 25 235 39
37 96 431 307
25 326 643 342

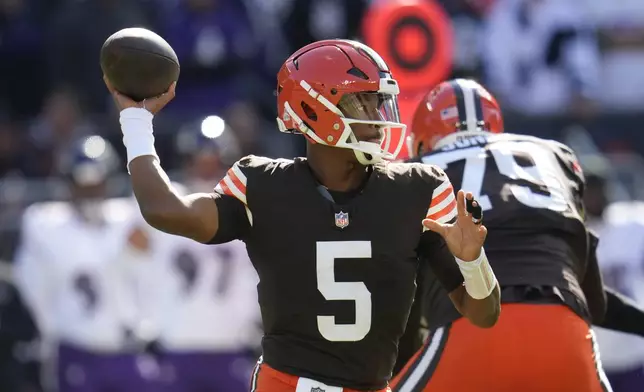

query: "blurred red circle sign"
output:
362 0 453 93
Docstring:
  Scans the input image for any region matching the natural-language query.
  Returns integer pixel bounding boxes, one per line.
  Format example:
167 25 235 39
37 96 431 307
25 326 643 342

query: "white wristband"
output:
455 248 497 300
119 107 159 173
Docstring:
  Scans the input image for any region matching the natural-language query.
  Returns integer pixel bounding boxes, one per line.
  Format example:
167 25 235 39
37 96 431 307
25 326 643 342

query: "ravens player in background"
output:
14 136 160 392
103 39 501 391
393 79 644 392
148 128 261 392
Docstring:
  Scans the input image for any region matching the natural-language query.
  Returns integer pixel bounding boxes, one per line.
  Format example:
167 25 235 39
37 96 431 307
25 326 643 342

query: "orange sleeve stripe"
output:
218 180 234 197
430 184 454 209
227 167 247 195
427 199 457 221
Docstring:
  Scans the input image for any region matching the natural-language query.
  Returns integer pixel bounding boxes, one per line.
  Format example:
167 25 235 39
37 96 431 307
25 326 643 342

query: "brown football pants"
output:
391 304 612 392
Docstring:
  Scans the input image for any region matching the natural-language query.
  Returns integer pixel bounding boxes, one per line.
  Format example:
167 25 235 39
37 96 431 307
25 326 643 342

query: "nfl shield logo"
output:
311 388 325 392
334 211 349 229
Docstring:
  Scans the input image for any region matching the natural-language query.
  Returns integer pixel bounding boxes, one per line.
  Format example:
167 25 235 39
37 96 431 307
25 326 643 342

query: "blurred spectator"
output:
225 101 299 158
436 0 493 79
0 279 42 392
14 137 161 392
174 116 241 192
0 0 47 119
159 0 261 120
481 0 601 116
586 0 644 110
281 0 368 53
0 117 24 177
240 0 291 74
24 88 98 178
46 0 155 112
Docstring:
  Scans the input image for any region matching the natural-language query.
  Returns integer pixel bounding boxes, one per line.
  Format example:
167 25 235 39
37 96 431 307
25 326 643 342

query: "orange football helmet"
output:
276 39 407 164
409 79 503 157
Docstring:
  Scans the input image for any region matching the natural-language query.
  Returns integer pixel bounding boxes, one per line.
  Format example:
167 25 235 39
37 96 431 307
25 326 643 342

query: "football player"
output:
103 39 501 391
150 135 261 392
592 198 644 392
13 136 158 392
393 79 644 392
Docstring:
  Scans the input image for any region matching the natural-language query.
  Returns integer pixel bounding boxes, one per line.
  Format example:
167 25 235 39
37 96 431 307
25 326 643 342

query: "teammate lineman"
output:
103 40 500 391
393 79 612 392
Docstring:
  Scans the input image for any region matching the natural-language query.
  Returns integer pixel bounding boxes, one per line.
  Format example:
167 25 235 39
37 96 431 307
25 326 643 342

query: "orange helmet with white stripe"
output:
409 79 503 157
276 39 407 165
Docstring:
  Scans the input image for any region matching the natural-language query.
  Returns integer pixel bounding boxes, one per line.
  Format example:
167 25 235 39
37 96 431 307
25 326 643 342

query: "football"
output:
100 27 180 102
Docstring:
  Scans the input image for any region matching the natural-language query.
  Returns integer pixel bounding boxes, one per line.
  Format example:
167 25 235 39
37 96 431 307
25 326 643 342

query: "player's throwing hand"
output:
423 190 487 261
104 75 176 114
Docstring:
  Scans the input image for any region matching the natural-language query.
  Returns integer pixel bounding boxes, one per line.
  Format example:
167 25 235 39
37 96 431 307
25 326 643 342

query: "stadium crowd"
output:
1 0 644 391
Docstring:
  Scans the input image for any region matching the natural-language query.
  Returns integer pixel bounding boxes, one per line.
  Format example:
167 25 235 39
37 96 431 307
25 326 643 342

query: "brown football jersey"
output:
413 133 593 330
209 155 464 389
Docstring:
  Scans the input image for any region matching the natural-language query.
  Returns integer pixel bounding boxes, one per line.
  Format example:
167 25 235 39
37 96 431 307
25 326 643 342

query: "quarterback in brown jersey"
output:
392 79 613 392
103 41 500 391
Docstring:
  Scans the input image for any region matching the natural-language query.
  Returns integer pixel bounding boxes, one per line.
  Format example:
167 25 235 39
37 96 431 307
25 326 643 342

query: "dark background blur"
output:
1 0 644 390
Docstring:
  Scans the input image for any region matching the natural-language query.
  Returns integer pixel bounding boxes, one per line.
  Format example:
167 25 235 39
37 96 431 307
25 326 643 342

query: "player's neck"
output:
306 147 369 192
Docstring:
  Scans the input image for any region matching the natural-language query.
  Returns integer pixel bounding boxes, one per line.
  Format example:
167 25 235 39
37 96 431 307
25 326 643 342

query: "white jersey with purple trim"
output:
592 201 644 371
13 198 139 351
149 234 260 352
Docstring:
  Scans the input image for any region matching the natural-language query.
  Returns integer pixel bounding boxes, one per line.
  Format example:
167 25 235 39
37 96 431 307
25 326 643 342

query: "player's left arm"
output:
583 230 644 336
596 286 644 338
579 230 607 323
418 170 501 328
551 143 609 322
420 231 501 329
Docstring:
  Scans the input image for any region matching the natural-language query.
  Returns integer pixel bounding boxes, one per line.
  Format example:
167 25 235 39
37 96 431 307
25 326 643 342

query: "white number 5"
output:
316 241 372 342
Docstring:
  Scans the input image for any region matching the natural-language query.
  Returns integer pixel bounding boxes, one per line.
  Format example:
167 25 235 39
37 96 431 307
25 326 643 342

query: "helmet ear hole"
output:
347 67 369 80
301 102 318 122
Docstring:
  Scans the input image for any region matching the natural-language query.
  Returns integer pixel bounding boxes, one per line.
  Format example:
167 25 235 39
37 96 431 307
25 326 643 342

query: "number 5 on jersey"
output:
316 241 372 342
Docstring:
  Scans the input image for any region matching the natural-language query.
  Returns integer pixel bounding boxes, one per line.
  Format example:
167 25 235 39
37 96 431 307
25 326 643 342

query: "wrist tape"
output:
119 107 159 173
455 248 497 300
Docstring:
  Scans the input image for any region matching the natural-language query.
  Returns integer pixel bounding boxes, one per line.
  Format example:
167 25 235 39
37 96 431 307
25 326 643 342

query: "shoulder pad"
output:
547 140 585 183
383 161 455 223
238 155 294 171
401 162 457 225
494 134 584 181
385 161 449 183
214 155 294 205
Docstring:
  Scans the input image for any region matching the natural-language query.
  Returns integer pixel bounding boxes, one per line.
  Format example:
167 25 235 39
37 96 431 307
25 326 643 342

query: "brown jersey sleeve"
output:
422 166 458 225
209 194 250 244
208 156 261 244
418 233 464 292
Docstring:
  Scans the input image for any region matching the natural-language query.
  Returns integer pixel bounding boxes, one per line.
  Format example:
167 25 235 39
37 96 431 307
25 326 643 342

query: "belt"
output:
501 285 590 321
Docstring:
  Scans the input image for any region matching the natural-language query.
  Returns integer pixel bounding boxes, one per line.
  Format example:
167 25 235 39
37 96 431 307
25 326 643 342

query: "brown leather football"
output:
100 28 180 102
